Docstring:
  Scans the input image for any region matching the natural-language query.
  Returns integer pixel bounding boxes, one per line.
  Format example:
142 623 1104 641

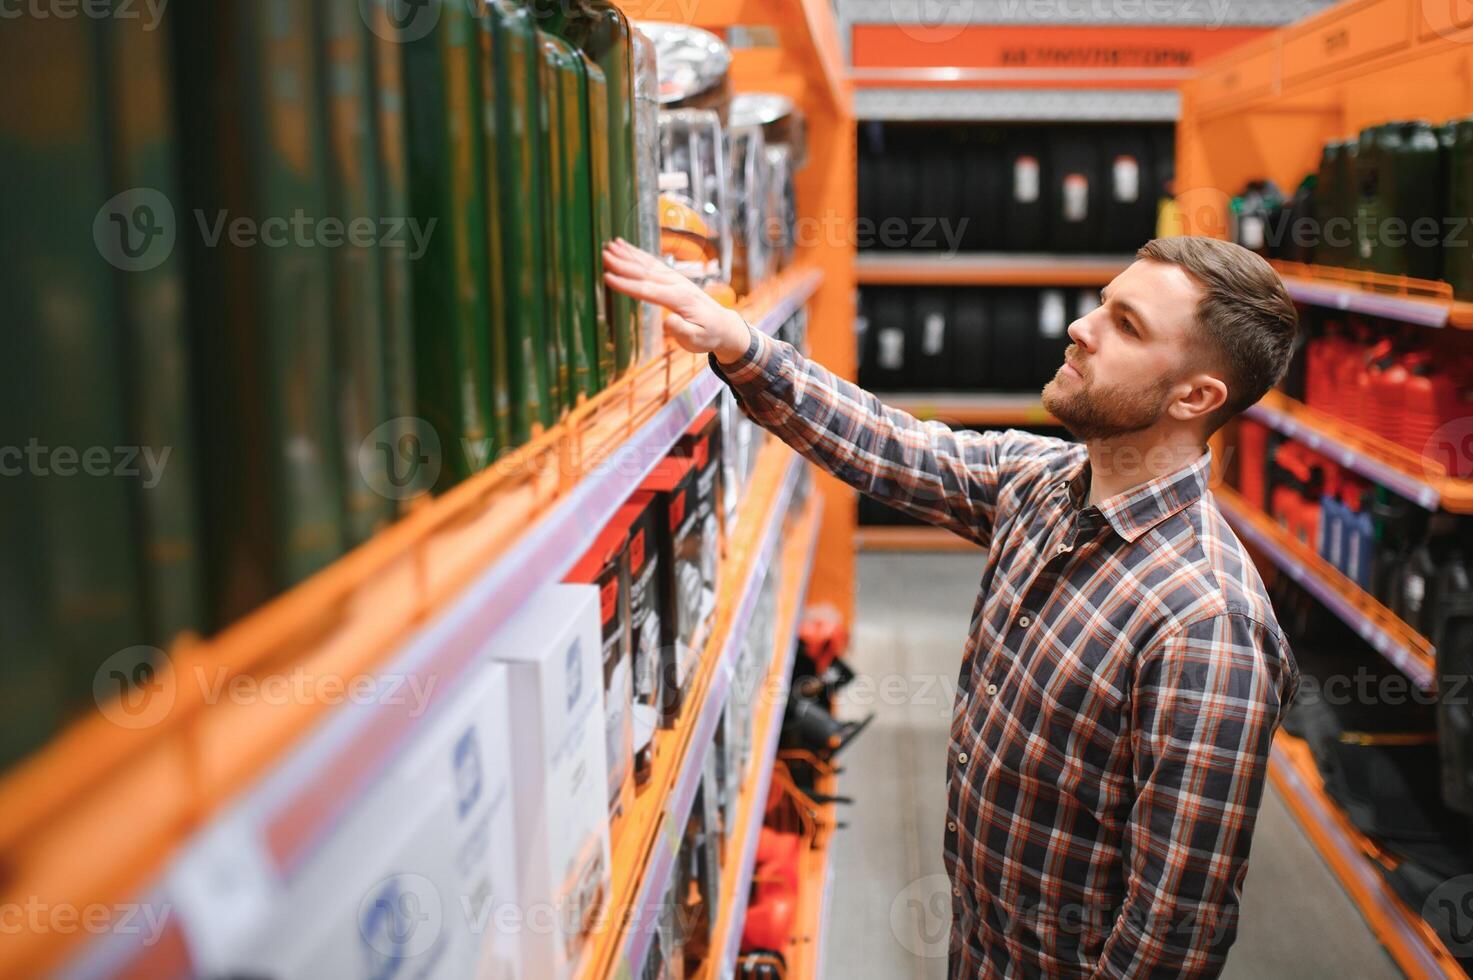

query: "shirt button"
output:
948 820 958 832
953 886 962 897
957 751 969 765
1018 615 1031 628
1057 542 1069 554
986 683 999 696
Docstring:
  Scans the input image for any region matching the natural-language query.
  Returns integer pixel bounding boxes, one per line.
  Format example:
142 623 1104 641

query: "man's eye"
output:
1119 319 1137 337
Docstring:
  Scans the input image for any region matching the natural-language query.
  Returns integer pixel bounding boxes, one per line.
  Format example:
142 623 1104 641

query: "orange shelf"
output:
1269 733 1465 979
1214 485 1436 691
884 391 1057 428
856 525 983 552
697 492 824 980
0 267 822 979
1271 261 1458 329
1245 390 1473 513
856 252 1130 287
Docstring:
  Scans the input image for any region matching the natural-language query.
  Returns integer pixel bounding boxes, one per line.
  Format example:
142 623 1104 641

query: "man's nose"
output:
1066 312 1095 353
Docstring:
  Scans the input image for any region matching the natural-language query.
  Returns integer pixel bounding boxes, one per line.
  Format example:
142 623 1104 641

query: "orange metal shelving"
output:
1269 733 1465 979
856 252 1131 288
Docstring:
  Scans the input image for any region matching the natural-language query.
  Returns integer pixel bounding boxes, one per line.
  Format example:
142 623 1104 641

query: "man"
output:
603 235 1300 978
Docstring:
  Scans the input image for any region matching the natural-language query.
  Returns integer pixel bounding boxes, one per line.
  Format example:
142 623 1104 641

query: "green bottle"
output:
103 1 205 649
482 2 553 442
1445 120 1473 299
586 60 617 387
362 0 420 507
316 0 394 544
540 33 600 402
570 1 641 377
402 0 503 486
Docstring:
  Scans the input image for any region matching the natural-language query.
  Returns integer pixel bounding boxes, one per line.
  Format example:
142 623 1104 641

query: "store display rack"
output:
1269 733 1465 979
1215 485 1436 692
700 494 824 980
1243 391 1473 513
591 444 807 980
0 265 822 980
1271 261 1469 330
856 252 1132 287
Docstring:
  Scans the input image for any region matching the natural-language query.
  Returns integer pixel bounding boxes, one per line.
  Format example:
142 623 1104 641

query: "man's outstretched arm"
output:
603 238 1053 546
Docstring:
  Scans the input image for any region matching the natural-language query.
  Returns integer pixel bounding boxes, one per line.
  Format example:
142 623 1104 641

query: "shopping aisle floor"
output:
822 552 1401 980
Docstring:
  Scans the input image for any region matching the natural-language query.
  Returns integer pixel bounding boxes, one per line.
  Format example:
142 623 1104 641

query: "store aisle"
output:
823 552 1400 980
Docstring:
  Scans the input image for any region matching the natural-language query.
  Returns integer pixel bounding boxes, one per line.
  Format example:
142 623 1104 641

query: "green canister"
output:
402 0 504 486
1444 119 1473 299
1356 121 1444 279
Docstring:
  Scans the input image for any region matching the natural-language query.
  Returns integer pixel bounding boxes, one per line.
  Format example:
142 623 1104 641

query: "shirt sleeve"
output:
709 324 1063 548
1095 613 1297 979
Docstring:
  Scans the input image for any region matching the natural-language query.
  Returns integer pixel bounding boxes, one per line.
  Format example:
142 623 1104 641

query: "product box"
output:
680 768 722 972
639 455 711 726
672 409 722 628
192 661 520 979
565 519 636 835
717 389 746 536
485 583 612 980
712 704 739 844
618 492 662 783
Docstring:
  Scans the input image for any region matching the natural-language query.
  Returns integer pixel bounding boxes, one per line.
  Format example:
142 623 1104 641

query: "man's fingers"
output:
603 271 669 305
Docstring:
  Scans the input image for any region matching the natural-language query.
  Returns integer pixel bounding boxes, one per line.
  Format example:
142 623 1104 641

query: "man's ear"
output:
1168 372 1229 425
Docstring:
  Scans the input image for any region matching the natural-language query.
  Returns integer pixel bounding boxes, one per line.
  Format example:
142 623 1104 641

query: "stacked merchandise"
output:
1272 576 1473 973
1239 117 1473 300
0 3 806 774
857 286 1099 393
857 122 1173 255
1298 312 1473 469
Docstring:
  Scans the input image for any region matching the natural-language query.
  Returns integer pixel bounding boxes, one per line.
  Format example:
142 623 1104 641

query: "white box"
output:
484 583 612 980
210 661 521 980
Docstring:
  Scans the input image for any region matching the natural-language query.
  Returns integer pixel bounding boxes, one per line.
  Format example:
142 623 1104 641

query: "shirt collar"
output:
1064 448 1213 544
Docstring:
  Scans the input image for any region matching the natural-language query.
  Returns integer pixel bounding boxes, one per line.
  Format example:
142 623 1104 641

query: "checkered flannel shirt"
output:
711 327 1298 978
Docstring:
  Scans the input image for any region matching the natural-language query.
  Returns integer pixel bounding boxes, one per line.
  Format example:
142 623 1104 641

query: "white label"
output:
1013 156 1040 204
1112 155 1140 203
1039 291 1067 339
1075 289 1100 319
1240 215 1265 251
922 312 946 356
1405 573 1426 611
165 819 279 974
878 328 904 370
1062 174 1089 223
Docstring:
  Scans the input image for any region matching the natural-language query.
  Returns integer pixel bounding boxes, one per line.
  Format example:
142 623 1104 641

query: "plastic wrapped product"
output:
635 20 732 120
728 121 770 295
659 107 732 285
632 27 665 359
731 92 807 169
763 144 797 272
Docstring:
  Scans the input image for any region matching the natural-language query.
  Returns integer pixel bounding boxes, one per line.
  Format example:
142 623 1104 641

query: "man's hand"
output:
601 238 753 364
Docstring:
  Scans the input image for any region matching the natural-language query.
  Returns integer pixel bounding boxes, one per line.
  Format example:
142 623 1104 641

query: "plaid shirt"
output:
711 328 1298 978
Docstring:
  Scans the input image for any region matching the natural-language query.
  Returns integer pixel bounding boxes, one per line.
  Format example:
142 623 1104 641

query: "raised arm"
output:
603 239 1048 546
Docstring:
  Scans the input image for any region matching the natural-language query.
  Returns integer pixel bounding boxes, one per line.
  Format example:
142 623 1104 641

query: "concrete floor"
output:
821 552 1402 980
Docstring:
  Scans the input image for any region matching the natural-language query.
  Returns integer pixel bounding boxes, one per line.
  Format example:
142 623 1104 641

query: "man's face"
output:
1041 259 1207 441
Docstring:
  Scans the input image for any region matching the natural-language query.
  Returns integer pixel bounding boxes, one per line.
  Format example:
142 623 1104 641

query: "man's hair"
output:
1136 236 1299 432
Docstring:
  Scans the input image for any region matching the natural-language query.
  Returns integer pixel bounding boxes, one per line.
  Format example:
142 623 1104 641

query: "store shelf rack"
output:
1215 485 1436 692
591 445 807 980
1271 261 1465 330
699 494 823 980
856 252 1132 287
883 391 1057 428
0 265 822 978
1269 733 1465 979
1243 391 1473 513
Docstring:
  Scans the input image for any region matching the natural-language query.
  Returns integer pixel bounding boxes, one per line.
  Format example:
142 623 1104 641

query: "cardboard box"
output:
674 407 726 579
202 661 521 979
618 492 662 784
565 519 636 833
638 456 711 727
484 584 611 980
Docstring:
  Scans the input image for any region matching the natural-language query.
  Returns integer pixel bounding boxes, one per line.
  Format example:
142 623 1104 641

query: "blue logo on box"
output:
566 638 583 712
453 728 483 819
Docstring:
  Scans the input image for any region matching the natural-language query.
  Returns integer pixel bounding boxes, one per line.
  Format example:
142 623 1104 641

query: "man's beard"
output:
1041 346 1172 441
